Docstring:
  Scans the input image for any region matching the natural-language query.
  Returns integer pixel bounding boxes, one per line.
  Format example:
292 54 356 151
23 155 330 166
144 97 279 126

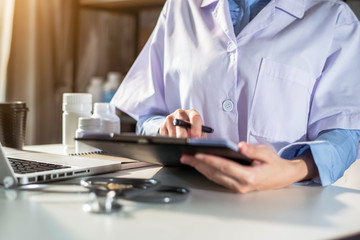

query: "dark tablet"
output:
76 133 253 166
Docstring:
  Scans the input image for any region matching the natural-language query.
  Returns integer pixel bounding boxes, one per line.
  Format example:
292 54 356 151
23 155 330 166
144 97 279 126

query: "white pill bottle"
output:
75 117 102 154
92 102 120 134
62 93 92 148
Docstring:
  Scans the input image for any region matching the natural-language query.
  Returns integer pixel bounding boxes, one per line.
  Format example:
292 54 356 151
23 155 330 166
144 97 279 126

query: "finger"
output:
172 109 191 138
201 132 207 139
159 117 170 136
174 109 190 121
175 127 190 138
175 124 190 138
181 155 254 193
164 115 177 137
238 142 276 164
187 109 203 138
192 153 256 185
159 124 168 136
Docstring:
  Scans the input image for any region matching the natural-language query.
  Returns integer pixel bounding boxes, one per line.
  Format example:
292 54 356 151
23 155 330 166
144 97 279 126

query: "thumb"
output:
238 142 274 163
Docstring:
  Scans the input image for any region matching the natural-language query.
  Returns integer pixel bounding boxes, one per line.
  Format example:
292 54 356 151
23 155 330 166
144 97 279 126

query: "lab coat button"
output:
222 100 234 112
227 43 236 52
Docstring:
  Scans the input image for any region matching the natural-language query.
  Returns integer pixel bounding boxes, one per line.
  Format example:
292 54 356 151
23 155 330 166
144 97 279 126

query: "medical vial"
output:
62 93 92 148
102 72 122 102
92 102 120 134
87 76 103 103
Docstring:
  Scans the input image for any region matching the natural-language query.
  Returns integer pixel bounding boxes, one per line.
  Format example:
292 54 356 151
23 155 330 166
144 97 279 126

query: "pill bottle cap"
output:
93 102 115 115
62 93 92 112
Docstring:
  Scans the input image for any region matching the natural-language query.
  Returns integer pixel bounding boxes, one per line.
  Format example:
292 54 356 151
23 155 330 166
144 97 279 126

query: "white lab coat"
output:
111 0 360 152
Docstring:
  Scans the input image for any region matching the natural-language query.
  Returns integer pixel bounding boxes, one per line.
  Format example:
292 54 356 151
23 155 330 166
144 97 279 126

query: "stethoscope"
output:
4 178 190 214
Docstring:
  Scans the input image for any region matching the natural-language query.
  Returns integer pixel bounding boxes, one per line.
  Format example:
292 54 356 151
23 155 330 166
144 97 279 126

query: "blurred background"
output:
0 0 359 145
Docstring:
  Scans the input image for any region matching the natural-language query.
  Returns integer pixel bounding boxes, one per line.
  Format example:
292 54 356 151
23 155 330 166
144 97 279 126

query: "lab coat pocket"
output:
249 58 314 145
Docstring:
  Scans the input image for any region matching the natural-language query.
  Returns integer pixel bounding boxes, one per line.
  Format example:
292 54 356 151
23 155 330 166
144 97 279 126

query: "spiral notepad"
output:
69 149 103 156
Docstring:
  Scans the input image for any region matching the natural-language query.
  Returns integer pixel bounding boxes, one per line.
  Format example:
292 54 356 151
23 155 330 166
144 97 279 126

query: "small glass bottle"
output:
87 76 103 103
102 72 122 102
62 93 92 148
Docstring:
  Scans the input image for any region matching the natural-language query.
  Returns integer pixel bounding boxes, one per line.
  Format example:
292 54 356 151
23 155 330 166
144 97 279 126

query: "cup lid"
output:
0 101 27 110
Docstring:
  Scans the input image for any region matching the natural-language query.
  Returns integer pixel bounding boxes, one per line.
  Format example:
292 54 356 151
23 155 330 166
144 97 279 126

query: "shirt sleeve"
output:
110 2 169 121
307 8 360 140
136 114 166 135
279 129 360 186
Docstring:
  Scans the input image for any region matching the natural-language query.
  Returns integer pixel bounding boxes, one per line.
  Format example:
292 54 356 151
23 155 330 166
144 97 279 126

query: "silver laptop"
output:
0 143 122 188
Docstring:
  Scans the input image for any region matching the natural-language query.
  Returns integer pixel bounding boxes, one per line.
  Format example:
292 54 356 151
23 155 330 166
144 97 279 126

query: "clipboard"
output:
76 133 253 167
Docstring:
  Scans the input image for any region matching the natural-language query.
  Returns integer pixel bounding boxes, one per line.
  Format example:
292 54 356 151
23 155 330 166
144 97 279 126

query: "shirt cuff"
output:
136 115 166 135
278 141 334 186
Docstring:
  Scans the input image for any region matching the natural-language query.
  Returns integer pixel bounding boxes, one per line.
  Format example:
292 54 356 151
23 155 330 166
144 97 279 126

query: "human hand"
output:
159 109 206 138
180 142 317 193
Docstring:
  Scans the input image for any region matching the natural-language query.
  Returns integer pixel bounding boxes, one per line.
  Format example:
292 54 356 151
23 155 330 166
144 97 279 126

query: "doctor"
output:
112 0 360 193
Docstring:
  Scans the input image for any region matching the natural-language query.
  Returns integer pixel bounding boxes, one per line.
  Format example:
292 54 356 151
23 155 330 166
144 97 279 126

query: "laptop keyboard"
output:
8 158 71 174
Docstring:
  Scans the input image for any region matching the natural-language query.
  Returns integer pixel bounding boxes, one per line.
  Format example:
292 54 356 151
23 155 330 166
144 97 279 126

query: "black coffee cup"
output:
0 102 28 149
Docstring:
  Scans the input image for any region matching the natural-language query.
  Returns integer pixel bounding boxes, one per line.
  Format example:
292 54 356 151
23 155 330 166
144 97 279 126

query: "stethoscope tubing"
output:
81 177 162 199
125 185 190 203
5 177 190 204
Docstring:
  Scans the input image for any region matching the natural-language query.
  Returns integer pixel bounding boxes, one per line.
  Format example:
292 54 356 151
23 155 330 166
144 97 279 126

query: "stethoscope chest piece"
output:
82 190 122 214
79 177 190 213
80 177 161 214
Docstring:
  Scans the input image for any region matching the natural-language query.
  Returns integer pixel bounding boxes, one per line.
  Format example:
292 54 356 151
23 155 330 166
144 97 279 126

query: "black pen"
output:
172 119 214 133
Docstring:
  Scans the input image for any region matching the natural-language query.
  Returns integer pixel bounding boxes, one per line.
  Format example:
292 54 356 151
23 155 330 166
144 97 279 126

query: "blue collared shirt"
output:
228 0 271 35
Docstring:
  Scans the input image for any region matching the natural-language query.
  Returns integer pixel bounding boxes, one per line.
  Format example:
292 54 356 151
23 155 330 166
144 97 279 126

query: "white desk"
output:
1 145 360 240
